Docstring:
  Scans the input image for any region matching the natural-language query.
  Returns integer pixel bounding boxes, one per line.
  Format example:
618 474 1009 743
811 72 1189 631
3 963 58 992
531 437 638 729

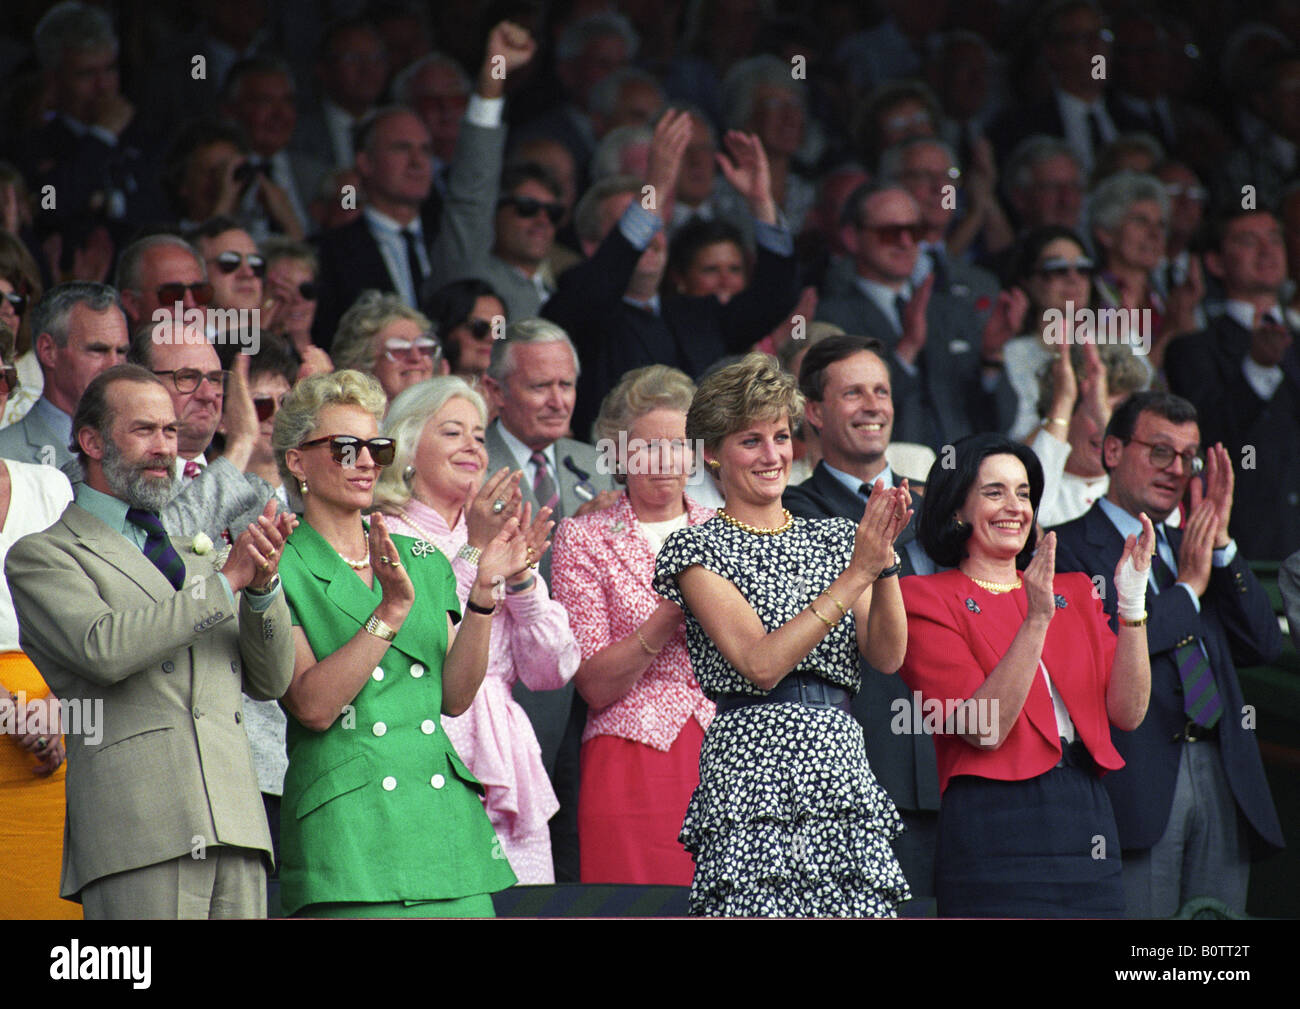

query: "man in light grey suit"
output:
6 365 295 918
127 323 280 542
483 318 615 882
423 21 553 319
0 283 128 469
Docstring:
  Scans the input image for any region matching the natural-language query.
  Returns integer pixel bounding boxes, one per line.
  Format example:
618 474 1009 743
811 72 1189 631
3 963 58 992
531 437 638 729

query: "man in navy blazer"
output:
1052 391 1284 917
782 334 940 901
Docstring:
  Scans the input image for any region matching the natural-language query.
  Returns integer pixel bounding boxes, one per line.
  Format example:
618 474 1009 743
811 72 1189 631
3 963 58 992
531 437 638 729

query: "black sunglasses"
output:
253 393 288 422
1035 256 1094 279
497 195 564 225
463 317 494 341
298 434 396 467
208 251 267 278
862 223 925 244
297 281 318 301
2 291 27 316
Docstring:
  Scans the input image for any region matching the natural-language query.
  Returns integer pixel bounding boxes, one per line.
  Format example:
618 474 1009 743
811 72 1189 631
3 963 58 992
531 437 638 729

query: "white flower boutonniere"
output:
191 532 214 555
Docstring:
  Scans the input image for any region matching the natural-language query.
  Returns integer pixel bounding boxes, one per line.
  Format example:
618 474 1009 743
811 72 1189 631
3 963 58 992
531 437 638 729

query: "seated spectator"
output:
379 376 579 883
293 18 390 172
186 217 266 362
852 79 941 174
160 118 254 233
1001 135 1086 237
331 290 443 403
545 111 799 441
307 167 364 235
394 53 471 194
0 231 44 428
423 278 507 382
1166 208 1300 561
1154 160 1210 310
815 181 1022 451
589 67 666 138
777 321 841 487
666 107 721 234
1091 132 1165 184
1029 340 1148 528
550 365 715 885
665 218 747 303
591 125 652 182
0 282 127 470
239 333 297 506
260 237 333 377
1218 53 1300 213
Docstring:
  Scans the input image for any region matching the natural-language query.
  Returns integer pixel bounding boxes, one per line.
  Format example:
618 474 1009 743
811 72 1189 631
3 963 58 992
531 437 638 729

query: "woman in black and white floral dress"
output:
654 354 913 917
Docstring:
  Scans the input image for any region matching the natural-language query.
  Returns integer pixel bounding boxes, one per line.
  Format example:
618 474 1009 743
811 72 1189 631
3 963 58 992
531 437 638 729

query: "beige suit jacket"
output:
5 502 295 899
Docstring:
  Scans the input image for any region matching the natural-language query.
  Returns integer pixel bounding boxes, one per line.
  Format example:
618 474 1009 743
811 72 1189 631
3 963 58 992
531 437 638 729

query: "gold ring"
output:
260 560 271 571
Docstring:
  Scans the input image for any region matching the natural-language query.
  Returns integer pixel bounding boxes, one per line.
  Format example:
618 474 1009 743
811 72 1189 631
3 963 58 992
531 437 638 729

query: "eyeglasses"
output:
152 281 214 305
253 393 288 422
901 167 961 186
462 318 494 341
1 291 28 316
1126 437 1204 474
382 333 441 363
497 195 564 225
297 434 396 467
861 222 925 245
882 110 933 134
208 251 267 278
296 281 318 301
1035 256 1094 278
0 363 18 393
1163 183 1207 203
152 368 228 393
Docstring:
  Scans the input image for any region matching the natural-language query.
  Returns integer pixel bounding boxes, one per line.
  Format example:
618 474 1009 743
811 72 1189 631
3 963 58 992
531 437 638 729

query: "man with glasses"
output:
817 182 1018 451
127 324 279 542
423 22 550 320
188 218 266 359
0 282 128 470
1166 208 1300 562
117 234 214 330
1053 391 1284 917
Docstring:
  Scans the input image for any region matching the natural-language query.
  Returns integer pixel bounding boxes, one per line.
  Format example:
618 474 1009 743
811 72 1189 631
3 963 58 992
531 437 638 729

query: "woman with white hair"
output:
377 376 579 884
331 290 443 402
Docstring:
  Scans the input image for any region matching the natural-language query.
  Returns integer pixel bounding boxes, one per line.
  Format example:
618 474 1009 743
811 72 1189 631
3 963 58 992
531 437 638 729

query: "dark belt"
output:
714 672 852 715
1173 720 1219 743
1055 737 1097 771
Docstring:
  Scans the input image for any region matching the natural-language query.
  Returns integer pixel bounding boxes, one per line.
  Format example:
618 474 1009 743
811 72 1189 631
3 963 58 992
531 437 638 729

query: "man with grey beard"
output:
6 364 296 918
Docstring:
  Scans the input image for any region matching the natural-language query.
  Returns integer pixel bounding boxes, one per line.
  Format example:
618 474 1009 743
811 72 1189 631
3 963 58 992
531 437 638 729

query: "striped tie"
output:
1151 533 1223 728
126 508 187 591
531 450 560 516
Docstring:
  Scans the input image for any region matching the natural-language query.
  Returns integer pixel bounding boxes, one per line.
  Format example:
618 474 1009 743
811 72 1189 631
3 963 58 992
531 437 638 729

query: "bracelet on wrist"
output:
877 551 902 579
809 601 837 630
456 543 482 565
506 573 537 594
465 596 497 616
1045 416 1069 429
1118 612 1148 627
635 628 661 656
364 612 398 641
818 589 847 616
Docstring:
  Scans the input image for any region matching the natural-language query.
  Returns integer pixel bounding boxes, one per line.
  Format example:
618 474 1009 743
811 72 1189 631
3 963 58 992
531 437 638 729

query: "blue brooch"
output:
1054 593 1068 609
965 598 980 613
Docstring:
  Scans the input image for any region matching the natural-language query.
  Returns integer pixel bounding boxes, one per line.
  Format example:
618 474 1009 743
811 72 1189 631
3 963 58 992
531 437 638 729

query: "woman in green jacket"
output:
271 370 545 917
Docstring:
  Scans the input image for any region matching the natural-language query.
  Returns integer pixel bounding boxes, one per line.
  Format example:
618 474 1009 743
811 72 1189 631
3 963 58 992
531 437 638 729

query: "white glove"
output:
1114 552 1148 621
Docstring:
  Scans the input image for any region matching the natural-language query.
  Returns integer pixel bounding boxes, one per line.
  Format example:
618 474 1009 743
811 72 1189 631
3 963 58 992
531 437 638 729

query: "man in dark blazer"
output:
482 319 616 883
1053 391 1284 917
782 334 940 901
543 111 799 441
816 182 1019 452
1165 208 1300 562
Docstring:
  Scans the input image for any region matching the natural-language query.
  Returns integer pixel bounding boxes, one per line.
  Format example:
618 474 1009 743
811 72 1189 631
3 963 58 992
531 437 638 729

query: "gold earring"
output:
707 459 721 472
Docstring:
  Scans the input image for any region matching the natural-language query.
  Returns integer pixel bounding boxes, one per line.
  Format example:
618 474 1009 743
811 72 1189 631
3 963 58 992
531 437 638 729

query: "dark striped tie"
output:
1151 533 1223 728
126 508 186 591
531 450 560 515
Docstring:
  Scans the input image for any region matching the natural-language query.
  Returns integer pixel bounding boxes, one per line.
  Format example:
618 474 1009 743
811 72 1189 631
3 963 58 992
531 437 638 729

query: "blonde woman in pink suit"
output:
551 365 716 885
377 376 579 884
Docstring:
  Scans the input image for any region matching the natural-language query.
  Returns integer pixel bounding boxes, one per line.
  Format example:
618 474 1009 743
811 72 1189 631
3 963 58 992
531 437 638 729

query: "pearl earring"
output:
402 465 416 484
301 480 309 495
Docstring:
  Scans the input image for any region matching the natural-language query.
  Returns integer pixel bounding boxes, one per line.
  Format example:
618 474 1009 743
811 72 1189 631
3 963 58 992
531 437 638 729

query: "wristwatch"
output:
878 551 902 578
245 575 280 597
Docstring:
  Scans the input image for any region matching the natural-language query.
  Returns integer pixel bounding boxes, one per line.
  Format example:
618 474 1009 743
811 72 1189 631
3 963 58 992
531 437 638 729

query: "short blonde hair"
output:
332 290 432 373
592 364 695 484
375 376 487 510
1034 344 1151 419
273 369 389 491
687 352 804 453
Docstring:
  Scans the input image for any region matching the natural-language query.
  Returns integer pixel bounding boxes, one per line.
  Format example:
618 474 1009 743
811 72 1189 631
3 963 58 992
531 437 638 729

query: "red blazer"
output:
899 570 1123 793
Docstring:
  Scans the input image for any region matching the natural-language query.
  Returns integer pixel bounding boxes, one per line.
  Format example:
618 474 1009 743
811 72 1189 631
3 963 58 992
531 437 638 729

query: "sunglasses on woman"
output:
253 393 288 422
2 290 27 316
497 195 564 225
1035 256 1094 279
462 318 494 341
209 251 267 278
297 434 396 467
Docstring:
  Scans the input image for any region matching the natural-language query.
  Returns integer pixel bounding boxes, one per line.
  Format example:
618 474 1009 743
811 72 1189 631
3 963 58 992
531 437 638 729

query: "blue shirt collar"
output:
822 461 893 499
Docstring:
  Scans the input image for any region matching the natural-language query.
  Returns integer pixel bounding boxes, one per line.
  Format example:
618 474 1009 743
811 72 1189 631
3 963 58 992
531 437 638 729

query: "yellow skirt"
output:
0 651 81 919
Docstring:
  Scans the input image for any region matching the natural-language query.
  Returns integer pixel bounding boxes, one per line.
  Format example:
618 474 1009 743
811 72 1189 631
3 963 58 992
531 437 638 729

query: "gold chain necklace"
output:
717 508 794 535
968 574 1022 594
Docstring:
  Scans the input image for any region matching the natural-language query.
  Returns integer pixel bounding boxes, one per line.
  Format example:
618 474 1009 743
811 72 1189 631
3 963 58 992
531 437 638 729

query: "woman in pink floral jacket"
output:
551 366 715 885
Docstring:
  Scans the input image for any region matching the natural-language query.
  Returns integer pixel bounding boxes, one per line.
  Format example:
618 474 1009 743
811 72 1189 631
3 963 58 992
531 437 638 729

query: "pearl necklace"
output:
968 574 1022 594
393 507 444 549
340 549 371 570
717 508 793 535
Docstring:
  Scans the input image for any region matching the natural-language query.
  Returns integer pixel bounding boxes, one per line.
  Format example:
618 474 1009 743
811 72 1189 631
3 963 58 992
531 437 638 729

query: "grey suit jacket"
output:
424 119 545 319
6 502 295 899
484 420 613 772
0 402 72 468
160 458 282 542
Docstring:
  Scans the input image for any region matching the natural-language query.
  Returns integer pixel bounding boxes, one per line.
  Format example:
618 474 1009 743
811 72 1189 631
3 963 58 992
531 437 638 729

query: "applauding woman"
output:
654 354 913 917
377 376 577 884
899 434 1152 917
272 370 525 917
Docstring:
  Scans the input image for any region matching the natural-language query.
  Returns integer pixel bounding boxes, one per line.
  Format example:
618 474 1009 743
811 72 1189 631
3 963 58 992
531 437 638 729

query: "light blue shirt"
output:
32 397 73 453
363 206 431 308
822 461 894 501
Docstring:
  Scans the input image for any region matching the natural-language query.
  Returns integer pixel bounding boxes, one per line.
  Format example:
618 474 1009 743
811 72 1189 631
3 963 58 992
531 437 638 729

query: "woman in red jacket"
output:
900 434 1153 917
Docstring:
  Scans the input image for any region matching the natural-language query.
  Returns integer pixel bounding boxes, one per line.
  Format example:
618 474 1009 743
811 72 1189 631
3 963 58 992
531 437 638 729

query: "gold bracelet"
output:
1119 613 1148 627
1045 417 1069 428
809 602 835 629
635 628 661 656
819 590 847 617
